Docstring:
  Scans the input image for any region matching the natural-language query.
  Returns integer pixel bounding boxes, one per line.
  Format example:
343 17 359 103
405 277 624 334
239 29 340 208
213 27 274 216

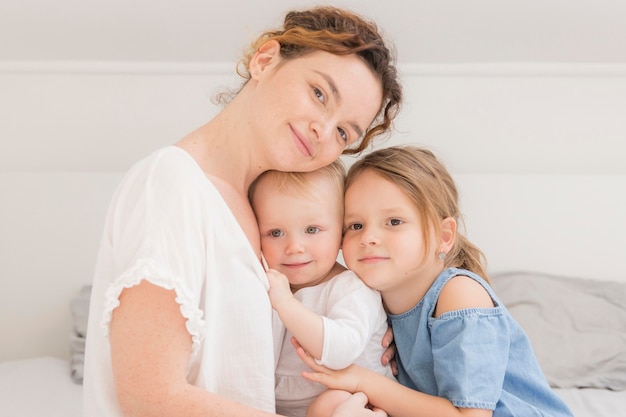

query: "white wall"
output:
0 172 121 360
1 62 625 361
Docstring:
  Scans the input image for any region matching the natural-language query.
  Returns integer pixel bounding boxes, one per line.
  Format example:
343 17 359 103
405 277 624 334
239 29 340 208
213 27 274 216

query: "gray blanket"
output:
491 271 626 390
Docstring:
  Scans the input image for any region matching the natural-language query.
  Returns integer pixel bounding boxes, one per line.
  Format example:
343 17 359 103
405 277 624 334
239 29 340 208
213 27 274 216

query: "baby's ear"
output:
440 217 457 252
249 40 281 79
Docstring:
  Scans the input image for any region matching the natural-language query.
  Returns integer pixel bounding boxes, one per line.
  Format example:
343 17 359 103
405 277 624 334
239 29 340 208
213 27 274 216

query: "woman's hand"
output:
381 326 398 376
331 392 387 417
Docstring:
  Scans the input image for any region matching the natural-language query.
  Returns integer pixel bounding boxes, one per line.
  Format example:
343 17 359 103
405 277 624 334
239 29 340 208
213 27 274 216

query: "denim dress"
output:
388 267 574 417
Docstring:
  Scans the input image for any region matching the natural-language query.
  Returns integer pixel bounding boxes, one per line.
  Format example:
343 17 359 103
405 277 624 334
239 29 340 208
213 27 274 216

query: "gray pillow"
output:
69 285 92 384
490 271 626 390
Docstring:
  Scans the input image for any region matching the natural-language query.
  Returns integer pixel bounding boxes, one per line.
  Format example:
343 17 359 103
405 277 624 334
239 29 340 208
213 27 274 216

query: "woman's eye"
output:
313 87 325 103
305 226 320 234
270 229 284 238
388 219 403 226
337 127 348 143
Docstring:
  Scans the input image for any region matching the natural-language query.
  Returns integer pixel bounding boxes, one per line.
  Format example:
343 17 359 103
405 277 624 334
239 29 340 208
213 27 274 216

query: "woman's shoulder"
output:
139 146 202 176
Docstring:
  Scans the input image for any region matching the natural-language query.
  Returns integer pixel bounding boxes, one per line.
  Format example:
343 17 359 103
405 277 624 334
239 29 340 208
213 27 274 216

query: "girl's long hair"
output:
345 145 489 281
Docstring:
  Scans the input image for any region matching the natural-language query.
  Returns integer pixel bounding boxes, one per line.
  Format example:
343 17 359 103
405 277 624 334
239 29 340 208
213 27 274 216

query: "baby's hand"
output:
266 269 293 310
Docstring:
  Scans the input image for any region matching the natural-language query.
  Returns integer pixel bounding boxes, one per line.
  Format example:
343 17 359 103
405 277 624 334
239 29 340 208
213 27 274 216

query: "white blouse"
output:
273 270 395 417
83 146 276 416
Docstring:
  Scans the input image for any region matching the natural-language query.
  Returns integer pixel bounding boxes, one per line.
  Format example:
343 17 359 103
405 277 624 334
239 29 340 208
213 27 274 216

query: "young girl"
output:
249 161 395 417
296 146 574 417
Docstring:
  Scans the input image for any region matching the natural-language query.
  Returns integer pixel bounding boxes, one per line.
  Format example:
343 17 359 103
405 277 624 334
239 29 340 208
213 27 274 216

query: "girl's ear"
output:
440 217 457 253
249 40 281 80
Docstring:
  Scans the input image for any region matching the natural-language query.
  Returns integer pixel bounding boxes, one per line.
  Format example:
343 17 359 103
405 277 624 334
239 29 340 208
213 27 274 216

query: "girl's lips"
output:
358 256 388 264
290 125 313 157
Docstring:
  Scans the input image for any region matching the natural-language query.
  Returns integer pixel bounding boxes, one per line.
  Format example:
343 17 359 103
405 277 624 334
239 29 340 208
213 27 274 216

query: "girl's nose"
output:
360 229 380 246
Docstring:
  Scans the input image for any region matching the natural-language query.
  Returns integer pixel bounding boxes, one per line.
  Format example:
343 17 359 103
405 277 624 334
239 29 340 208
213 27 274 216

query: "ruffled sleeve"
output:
99 148 212 358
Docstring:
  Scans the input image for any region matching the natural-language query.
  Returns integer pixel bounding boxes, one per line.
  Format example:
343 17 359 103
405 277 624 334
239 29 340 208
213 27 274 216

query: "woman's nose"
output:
311 117 334 143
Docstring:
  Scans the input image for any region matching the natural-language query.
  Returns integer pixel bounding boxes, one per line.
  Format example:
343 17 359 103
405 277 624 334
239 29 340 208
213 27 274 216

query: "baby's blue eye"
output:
306 226 320 234
270 229 284 238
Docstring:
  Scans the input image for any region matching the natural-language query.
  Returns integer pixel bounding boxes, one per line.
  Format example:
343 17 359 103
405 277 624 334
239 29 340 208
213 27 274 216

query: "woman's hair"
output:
249 159 346 216
235 6 402 155
345 146 489 281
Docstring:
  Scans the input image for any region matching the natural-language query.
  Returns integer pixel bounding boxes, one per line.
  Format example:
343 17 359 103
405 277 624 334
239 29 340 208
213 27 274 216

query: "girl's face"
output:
342 170 442 313
250 44 383 173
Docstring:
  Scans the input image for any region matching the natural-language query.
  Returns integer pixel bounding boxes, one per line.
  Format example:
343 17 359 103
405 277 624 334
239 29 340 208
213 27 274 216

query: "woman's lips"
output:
291 125 313 157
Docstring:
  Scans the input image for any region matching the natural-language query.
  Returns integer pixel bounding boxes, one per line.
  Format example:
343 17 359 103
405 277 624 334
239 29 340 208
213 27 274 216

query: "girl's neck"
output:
382 266 444 315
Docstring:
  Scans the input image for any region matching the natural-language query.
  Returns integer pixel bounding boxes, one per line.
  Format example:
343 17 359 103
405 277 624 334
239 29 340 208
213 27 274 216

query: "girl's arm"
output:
295 274 497 417
110 280 285 417
267 268 324 358
297 345 491 417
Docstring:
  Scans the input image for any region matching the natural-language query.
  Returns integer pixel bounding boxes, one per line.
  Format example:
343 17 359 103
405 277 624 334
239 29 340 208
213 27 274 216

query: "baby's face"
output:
254 176 343 290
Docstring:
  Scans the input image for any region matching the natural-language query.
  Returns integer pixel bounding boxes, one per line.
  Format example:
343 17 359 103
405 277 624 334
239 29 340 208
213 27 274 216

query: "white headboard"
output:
1 62 625 362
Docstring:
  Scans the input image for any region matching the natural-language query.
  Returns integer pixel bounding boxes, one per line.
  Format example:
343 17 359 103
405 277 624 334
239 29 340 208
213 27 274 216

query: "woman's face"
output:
250 46 383 173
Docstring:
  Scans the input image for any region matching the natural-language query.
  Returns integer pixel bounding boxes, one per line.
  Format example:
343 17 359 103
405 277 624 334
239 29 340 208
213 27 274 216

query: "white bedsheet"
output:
0 356 624 417
0 356 82 417
554 387 626 417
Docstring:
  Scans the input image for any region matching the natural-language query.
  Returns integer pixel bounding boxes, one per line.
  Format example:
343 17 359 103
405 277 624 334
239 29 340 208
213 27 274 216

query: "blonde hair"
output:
345 146 489 281
249 160 346 216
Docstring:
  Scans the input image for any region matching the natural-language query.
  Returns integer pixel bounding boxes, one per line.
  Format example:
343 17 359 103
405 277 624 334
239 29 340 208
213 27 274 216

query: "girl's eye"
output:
388 219 403 226
347 223 363 231
305 226 320 234
270 229 284 238
313 87 325 103
337 127 348 143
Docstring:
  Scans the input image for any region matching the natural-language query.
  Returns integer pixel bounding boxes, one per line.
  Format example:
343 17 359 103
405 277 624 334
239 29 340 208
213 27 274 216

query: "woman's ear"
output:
249 40 281 80
440 217 457 253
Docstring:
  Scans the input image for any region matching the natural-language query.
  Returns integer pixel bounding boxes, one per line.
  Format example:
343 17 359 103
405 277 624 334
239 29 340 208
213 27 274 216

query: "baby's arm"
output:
267 269 324 359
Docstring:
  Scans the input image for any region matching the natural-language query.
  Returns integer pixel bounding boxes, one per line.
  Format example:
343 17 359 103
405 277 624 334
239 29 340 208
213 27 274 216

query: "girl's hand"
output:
293 338 364 393
331 392 387 417
266 269 293 309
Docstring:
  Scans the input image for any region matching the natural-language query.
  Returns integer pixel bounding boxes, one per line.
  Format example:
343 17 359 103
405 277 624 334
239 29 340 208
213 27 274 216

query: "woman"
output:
83 6 402 417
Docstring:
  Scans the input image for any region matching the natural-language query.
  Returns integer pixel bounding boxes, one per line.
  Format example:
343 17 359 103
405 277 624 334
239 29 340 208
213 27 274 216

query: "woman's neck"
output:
177 109 263 196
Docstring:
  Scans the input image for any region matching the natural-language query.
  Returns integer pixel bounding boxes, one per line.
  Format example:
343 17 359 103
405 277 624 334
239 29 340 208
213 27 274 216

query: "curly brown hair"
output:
236 6 402 155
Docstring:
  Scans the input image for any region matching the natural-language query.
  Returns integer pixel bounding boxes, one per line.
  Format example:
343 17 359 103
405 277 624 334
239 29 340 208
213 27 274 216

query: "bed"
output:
1 271 625 416
490 271 626 416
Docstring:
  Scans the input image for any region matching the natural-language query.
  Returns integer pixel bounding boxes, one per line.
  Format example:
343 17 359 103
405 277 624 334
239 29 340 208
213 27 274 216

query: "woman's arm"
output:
110 280 282 417
380 326 397 375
